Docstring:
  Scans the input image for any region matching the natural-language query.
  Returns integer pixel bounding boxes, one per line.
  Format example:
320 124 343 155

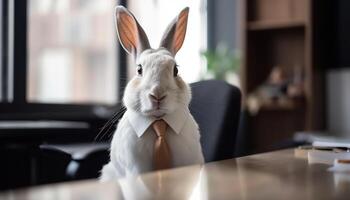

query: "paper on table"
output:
329 159 350 172
313 140 350 149
308 150 350 165
294 131 350 148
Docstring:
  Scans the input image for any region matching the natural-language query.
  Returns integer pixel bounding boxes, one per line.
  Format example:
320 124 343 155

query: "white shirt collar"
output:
127 108 189 138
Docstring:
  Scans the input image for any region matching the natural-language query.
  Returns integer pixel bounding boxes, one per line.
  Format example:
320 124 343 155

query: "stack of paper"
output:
308 150 350 165
310 139 350 165
295 137 350 165
313 140 350 149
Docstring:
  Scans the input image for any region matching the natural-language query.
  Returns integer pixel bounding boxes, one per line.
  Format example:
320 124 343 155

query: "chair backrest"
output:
189 80 241 162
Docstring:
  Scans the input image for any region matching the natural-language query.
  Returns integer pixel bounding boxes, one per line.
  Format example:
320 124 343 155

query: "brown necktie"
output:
152 120 172 170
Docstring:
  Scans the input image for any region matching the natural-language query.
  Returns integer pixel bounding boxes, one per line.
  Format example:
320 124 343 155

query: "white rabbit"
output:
100 6 204 181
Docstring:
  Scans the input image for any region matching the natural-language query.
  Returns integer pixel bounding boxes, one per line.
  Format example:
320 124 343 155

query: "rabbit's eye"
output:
174 65 178 77
136 64 143 76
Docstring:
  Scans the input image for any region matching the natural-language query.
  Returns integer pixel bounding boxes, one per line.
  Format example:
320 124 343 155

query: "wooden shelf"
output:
245 97 305 112
248 20 305 31
259 99 305 111
241 0 326 153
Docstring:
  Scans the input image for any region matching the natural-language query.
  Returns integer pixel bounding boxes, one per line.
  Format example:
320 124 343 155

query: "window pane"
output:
28 0 118 104
128 0 207 82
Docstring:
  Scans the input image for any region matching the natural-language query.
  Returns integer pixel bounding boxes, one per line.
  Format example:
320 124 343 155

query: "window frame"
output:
0 0 127 122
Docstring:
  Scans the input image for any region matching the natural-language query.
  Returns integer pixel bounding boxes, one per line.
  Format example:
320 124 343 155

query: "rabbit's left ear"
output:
160 7 189 56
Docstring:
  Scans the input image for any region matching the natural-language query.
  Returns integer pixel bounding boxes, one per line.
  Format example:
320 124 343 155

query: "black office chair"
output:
40 143 110 180
190 80 241 162
66 147 109 180
38 146 72 184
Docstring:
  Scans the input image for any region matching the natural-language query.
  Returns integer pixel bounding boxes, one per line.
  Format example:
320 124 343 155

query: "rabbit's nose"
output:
150 85 165 100
149 93 167 102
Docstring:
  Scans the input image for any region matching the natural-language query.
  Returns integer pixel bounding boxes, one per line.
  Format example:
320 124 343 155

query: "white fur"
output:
124 49 191 117
100 6 203 181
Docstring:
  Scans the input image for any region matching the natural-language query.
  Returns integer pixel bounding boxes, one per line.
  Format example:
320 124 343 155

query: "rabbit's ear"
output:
160 7 189 56
115 6 150 58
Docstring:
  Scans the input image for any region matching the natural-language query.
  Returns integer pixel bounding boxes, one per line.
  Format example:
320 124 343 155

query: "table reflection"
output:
117 165 207 200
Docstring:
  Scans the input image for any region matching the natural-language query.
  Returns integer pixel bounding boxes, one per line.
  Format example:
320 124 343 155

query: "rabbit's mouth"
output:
143 109 167 118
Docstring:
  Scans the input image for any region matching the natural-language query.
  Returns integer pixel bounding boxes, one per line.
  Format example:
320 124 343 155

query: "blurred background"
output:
1 0 349 191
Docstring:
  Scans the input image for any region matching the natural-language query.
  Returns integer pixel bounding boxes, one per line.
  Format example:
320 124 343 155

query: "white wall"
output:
327 69 350 137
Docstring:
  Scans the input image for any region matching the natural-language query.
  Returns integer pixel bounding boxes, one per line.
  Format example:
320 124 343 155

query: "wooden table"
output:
1 149 349 200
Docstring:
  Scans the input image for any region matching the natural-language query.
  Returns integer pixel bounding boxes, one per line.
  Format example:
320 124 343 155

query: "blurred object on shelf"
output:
288 66 304 98
201 43 240 86
247 66 305 114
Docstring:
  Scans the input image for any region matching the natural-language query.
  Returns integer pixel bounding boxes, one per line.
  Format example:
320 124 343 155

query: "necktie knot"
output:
152 120 167 137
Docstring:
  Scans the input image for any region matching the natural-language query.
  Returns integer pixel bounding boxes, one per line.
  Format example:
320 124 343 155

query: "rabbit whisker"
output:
94 106 127 142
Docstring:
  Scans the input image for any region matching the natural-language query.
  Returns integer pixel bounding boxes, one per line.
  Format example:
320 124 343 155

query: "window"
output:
0 0 126 120
28 0 118 104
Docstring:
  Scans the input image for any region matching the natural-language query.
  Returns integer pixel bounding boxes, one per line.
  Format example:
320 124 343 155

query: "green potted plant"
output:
201 43 240 83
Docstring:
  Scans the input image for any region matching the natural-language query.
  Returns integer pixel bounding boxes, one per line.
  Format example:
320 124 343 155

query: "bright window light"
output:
128 0 207 83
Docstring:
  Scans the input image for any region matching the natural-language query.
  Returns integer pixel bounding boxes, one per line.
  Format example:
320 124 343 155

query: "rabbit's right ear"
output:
160 7 189 56
115 6 150 58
